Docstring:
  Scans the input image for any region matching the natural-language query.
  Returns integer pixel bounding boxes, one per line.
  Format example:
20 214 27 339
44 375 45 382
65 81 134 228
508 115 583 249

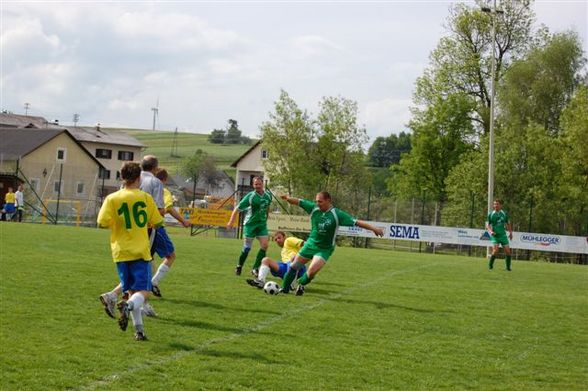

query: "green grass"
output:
1 223 587 390
102 127 253 175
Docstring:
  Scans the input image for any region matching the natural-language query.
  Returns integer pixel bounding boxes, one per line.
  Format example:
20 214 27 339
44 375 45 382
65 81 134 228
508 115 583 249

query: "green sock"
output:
298 272 312 286
252 249 266 270
281 268 297 293
238 249 250 267
506 255 512 270
489 255 495 269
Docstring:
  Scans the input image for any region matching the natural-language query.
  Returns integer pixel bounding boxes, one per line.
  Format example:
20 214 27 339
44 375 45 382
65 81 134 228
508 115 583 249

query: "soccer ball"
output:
263 281 280 295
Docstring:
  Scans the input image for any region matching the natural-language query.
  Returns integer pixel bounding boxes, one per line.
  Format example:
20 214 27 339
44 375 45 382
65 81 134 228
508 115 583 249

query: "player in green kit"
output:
486 199 514 271
227 177 272 276
279 191 384 295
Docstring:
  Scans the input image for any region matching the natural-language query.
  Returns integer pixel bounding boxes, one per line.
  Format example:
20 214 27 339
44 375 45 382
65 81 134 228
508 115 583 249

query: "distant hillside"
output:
101 127 255 177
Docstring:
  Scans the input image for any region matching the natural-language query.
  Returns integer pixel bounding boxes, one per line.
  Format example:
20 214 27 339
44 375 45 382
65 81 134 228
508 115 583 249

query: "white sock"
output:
152 263 170 286
127 292 145 311
258 265 270 282
127 293 145 331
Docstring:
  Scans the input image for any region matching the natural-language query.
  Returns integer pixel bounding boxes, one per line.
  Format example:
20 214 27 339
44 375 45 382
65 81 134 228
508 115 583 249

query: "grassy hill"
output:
2 223 587 390
102 127 255 177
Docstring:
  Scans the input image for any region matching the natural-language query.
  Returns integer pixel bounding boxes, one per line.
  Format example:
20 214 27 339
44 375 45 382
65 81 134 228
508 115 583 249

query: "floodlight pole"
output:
482 0 500 258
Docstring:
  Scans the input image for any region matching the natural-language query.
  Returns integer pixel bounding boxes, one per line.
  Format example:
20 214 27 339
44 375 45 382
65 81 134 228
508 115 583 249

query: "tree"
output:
181 149 220 196
315 95 370 205
499 31 585 134
208 129 225 144
225 119 242 144
389 93 475 203
367 132 411 168
414 0 535 135
556 85 588 236
260 90 317 197
443 31 587 238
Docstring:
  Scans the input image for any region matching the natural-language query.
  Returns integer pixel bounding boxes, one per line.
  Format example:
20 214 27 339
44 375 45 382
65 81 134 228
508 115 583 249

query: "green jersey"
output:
238 190 272 226
487 210 509 236
299 199 357 249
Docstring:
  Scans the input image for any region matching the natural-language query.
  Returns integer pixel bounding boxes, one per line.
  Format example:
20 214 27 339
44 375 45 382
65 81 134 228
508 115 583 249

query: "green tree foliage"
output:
414 0 534 135
559 85 588 235
181 149 220 193
225 119 242 144
315 96 370 210
389 93 475 203
443 31 587 237
499 31 585 133
260 90 318 197
261 91 371 216
208 129 225 144
367 132 411 168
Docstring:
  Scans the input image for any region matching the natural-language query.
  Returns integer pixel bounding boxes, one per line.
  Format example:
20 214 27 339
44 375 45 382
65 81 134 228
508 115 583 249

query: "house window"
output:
57 148 67 162
95 149 112 159
99 167 111 180
76 182 85 195
30 178 40 192
116 171 121 180
53 181 64 193
261 150 269 159
118 151 134 161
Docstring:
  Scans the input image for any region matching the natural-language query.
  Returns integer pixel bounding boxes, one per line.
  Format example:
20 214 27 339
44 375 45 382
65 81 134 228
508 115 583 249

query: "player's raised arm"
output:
356 220 384 237
280 194 300 206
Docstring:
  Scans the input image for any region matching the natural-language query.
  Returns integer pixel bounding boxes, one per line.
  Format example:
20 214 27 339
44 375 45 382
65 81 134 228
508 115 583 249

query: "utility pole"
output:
171 127 179 157
482 0 503 257
151 97 159 131
24 102 30 116
73 113 80 127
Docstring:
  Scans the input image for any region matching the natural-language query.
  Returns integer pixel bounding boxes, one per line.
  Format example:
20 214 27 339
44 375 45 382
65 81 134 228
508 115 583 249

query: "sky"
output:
1 1 586 146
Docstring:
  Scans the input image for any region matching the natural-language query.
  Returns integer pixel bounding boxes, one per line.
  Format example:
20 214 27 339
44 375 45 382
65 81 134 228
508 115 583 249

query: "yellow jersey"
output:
281 237 304 262
97 188 163 262
5 192 15 204
163 188 174 210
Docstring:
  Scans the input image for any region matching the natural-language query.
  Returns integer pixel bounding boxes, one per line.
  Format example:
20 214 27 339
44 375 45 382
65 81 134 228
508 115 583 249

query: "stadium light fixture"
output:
482 0 503 257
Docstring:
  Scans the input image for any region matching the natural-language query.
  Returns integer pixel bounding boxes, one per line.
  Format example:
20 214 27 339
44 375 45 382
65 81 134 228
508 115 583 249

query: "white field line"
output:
79 262 437 391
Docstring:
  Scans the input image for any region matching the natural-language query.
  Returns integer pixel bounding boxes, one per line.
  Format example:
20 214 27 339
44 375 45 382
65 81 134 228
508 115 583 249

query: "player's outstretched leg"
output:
235 238 252 275
99 292 117 319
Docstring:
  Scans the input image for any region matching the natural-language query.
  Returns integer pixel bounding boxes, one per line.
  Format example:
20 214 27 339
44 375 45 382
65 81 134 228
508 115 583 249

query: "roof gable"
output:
230 140 262 168
0 127 105 168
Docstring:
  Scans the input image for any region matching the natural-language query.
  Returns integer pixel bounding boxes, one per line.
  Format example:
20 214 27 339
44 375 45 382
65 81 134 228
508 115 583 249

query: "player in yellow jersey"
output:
97 162 163 341
150 168 190 295
3 187 16 221
246 231 307 292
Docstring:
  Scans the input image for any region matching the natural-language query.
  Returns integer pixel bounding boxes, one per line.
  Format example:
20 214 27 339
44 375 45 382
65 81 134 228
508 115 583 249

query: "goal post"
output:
41 199 81 226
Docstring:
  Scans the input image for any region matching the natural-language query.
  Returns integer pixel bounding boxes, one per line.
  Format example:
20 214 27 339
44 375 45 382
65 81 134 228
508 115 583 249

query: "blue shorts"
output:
116 260 152 292
151 227 175 258
271 262 307 279
4 203 15 213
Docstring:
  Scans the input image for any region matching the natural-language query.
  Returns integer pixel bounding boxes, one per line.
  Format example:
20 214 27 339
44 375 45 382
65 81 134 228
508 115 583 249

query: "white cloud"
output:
1 1 585 148
361 98 412 140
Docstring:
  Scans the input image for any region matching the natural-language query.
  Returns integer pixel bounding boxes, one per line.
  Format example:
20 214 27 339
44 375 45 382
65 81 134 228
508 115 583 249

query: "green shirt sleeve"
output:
336 208 357 227
238 192 252 211
299 199 315 214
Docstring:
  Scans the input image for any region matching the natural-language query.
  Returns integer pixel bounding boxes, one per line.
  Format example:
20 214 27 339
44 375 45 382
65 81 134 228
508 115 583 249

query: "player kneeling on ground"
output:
246 231 307 292
97 162 163 341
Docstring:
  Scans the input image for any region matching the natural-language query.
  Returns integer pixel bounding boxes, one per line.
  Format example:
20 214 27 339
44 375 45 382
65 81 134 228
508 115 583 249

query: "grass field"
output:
102 127 253 176
1 223 587 390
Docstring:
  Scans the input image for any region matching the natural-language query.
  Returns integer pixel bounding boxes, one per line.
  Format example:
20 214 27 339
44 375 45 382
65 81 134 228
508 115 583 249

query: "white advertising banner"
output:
268 214 588 255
